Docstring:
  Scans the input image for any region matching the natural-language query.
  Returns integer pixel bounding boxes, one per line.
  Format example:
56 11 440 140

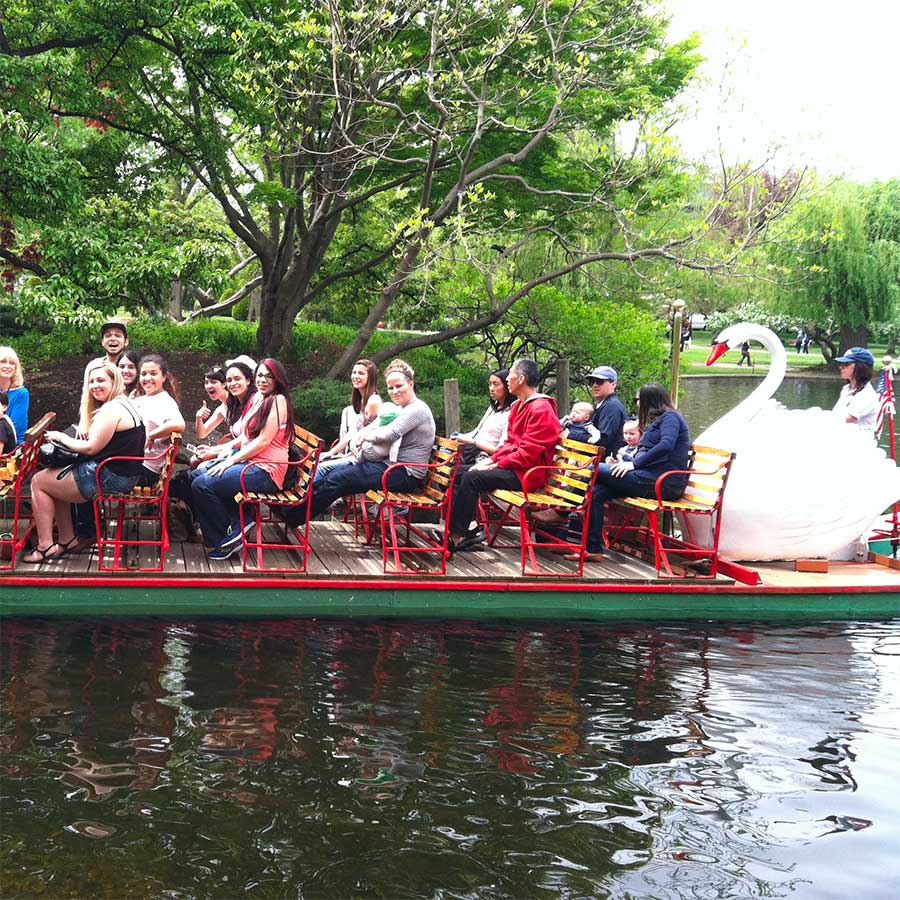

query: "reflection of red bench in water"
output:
0 412 56 569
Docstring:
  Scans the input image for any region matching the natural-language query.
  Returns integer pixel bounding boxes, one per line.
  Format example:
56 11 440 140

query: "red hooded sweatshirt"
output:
491 393 559 489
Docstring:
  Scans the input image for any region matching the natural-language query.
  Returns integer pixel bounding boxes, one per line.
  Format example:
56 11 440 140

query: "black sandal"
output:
22 545 55 564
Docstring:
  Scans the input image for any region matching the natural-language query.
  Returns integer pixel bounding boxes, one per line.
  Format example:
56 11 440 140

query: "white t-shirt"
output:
136 391 182 472
833 382 878 434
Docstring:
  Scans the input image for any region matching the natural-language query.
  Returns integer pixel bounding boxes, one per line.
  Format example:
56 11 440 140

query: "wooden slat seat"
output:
93 435 181 572
480 436 605 576
607 444 736 578
0 412 56 569
233 424 323 573
362 437 461 575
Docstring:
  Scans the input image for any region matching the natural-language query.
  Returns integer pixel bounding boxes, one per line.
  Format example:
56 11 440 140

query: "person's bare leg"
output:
23 469 87 562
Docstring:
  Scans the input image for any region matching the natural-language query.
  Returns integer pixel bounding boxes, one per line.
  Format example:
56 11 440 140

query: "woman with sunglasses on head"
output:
573 382 690 563
134 354 186 487
191 359 294 559
191 359 260 465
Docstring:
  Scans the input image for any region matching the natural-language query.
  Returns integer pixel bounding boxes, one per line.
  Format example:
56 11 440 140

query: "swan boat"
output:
2 324 898 620
698 324 900 562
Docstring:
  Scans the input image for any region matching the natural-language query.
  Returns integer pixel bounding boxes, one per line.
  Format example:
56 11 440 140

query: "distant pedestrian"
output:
802 333 811 354
795 331 803 353
737 341 752 367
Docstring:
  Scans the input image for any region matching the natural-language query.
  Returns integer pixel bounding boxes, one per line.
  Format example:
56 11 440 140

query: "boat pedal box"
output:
795 558 829 573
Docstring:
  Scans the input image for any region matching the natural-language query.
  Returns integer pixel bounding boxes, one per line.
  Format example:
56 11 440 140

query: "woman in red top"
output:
191 359 293 559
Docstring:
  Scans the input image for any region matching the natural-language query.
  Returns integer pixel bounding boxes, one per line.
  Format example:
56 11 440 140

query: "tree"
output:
2 0 799 370
766 180 900 360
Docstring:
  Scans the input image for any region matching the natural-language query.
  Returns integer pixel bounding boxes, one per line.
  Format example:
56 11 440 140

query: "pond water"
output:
679 374 893 454
3 617 900 899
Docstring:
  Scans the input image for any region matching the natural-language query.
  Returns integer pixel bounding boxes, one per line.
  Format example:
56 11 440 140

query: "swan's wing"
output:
715 409 900 561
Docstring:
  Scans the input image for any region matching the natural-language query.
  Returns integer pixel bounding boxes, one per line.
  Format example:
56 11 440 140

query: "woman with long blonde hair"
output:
23 361 145 563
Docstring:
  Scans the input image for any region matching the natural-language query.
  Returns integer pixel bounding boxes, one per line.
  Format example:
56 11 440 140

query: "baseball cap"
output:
834 347 874 366
225 354 258 371
587 365 618 383
100 318 128 338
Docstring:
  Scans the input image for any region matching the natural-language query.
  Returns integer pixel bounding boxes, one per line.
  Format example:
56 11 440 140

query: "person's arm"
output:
363 393 381 426
7 388 28 439
146 397 186 443
632 413 682 471
195 402 225 440
366 401 428 444
207 396 286 475
48 403 121 455
492 401 560 471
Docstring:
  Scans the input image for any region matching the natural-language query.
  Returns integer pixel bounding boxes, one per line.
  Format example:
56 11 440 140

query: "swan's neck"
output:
711 328 787 432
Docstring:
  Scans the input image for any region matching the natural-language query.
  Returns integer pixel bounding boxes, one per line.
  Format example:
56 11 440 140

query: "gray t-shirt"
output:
368 397 435 479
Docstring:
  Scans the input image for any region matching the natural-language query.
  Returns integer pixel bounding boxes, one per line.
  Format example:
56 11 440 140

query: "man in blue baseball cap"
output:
587 364 628 458
833 347 878 434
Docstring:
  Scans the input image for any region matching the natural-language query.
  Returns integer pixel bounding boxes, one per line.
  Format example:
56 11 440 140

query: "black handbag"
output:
38 439 92 470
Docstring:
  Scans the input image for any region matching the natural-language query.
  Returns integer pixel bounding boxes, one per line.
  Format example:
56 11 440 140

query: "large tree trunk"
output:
838 323 869 354
256 282 298 359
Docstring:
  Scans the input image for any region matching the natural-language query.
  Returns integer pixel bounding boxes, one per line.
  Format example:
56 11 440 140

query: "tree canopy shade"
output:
1 0 800 370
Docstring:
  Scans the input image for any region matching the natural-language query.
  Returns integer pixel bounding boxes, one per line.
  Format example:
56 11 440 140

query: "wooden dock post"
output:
443 378 460 435
556 358 570 417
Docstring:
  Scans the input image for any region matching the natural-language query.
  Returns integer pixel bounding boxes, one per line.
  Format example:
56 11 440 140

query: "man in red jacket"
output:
446 358 559 552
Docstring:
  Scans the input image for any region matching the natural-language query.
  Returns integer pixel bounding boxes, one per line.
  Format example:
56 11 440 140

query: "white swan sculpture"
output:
693 322 900 561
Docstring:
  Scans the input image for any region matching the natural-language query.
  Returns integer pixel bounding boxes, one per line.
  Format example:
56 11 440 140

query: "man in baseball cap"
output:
587 364 627 458
98 319 129 364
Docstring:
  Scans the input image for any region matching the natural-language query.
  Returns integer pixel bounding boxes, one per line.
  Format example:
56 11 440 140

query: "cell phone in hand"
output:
185 443 199 455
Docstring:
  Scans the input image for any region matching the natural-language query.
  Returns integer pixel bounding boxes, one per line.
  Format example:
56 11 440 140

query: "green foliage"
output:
767 180 900 335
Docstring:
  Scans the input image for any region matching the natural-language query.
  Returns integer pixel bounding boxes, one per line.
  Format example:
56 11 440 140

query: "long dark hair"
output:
224 362 257 430
245 358 294 440
140 353 181 403
637 382 676 432
119 349 143 391
351 359 379 415
490 368 514 411
849 361 874 394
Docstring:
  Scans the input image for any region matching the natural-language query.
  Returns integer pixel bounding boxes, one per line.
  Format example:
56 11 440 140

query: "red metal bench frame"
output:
0 412 56 570
93 436 181 572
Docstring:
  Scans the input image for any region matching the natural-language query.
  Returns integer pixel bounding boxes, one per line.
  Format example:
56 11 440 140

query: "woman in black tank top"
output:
23 362 146 563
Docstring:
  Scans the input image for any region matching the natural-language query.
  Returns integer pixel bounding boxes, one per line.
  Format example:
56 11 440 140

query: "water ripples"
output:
2 617 899 898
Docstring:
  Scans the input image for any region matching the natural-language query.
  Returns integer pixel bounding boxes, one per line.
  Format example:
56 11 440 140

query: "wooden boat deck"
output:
4 519 704 584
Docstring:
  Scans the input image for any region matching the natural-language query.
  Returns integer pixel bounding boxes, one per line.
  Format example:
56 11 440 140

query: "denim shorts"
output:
71 460 139 501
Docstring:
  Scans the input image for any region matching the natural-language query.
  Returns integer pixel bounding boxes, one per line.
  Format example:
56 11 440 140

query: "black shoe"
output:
454 529 486 552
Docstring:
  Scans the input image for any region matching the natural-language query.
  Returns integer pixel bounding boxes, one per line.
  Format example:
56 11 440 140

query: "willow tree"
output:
2 0 795 370
766 180 900 358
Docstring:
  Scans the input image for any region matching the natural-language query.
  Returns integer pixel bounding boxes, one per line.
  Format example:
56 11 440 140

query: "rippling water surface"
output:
2 618 899 899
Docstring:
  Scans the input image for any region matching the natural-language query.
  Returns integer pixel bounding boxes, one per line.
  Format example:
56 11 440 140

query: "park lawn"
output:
677 331 889 376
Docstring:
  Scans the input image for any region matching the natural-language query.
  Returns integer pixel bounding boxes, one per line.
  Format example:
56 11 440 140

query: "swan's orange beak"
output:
706 342 730 366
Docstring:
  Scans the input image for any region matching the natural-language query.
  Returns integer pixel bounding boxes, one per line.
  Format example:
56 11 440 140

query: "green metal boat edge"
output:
2 583 898 621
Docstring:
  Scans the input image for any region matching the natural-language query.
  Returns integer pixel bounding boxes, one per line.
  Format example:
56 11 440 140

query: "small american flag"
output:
875 368 895 438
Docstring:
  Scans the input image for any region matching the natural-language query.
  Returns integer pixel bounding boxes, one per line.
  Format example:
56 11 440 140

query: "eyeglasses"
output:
256 372 275 381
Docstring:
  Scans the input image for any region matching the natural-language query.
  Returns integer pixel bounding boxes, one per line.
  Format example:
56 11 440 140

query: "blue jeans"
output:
581 464 683 553
310 460 423 518
192 463 276 548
